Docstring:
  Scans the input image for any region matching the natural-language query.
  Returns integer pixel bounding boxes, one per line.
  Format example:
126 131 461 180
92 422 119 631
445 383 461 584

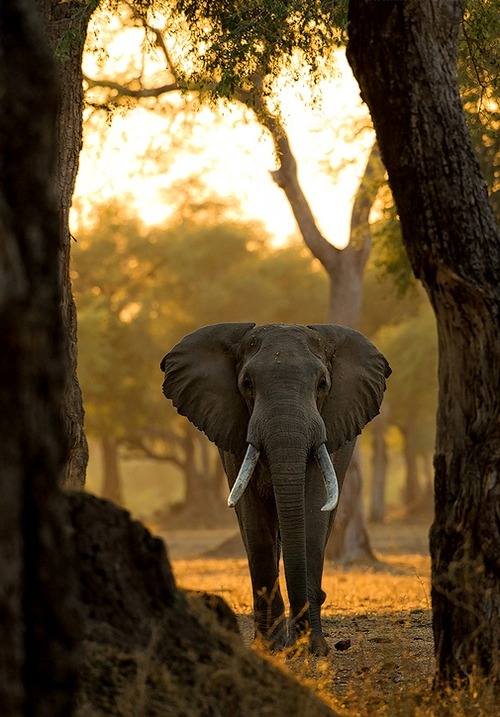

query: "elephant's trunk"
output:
271 467 310 634
241 397 331 636
263 417 313 636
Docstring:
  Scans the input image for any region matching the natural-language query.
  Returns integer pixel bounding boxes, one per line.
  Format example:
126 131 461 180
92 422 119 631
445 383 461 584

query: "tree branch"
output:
125 436 185 467
237 79 339 267
347 142 385 271
83 75 178 100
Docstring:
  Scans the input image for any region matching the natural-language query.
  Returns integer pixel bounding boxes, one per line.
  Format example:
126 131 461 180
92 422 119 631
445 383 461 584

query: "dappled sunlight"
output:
322 555 431 616
171 553 431 621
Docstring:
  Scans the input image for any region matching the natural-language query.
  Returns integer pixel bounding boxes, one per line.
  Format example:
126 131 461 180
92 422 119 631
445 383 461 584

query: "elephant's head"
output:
160 323 390 637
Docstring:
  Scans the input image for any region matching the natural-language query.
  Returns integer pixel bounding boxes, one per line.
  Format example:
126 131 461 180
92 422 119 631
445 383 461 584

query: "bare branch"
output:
236 79 339 267
127 3 180 86
84 4 180 104
84 75 178 100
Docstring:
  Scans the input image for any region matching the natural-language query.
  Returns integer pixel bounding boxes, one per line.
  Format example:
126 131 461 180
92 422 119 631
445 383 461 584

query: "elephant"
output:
160 322 391 655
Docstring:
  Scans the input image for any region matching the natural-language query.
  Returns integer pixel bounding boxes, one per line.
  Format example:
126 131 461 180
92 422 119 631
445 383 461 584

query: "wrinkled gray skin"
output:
161 323 391 654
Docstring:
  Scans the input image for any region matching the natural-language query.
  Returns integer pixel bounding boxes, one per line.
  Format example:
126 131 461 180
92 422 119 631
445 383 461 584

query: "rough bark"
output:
347 0 500 687
267 119 384 563
38 0 97 488
0 1 82 713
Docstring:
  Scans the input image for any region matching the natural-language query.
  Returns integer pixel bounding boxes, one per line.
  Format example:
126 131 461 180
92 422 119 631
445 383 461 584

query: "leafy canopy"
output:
164 0 347 99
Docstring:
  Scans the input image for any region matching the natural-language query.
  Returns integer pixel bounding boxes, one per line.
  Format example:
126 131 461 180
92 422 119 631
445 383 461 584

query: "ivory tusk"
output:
315 444 339 512
227 444 261 508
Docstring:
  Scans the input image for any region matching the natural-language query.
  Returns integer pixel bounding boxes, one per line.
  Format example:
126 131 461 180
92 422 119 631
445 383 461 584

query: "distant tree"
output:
266 134 386 563
358 226 432 523
375 304 438 515
73 203 158 504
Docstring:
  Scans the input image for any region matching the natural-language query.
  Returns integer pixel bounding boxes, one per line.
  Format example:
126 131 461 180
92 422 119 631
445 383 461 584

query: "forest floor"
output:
153 521 497 716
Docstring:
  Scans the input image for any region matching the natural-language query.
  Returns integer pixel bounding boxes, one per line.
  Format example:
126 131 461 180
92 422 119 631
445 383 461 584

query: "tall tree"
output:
347 0 500 688
0 1 82 713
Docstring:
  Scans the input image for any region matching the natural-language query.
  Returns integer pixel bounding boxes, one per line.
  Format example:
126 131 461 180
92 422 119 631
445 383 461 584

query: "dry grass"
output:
172 554 431 616
167 531 498 717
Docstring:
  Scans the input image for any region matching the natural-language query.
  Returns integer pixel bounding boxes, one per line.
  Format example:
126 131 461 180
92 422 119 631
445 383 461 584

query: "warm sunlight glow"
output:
119 302 142 323
74 14 373 250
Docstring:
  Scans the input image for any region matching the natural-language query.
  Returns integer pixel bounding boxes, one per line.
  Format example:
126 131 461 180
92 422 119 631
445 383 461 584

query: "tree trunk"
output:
369 408 389 523
38 0 97 488
326 446 376 564
178 421 230 526
400 424 422 507
347 0 500 687
100 436 125 505
264 111 386 563
0 2 82 713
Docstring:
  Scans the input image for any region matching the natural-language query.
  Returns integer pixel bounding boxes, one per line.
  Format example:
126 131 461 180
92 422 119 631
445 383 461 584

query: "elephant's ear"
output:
309 324 391 453
160 323 255 453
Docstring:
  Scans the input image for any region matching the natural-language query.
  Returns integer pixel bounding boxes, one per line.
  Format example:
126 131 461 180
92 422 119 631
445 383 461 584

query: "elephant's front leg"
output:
304 463 336 655
305 516 331 655
235 496 287 650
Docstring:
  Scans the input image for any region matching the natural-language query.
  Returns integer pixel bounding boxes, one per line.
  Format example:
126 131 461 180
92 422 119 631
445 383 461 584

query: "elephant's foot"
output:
252 631 289 653
309 631 330 656
253 616 330 656
288 623 330 656
253 620 290 653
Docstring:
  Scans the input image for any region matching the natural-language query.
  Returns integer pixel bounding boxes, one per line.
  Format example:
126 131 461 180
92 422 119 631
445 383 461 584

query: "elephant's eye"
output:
241 376 254 396
317 376 329 393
